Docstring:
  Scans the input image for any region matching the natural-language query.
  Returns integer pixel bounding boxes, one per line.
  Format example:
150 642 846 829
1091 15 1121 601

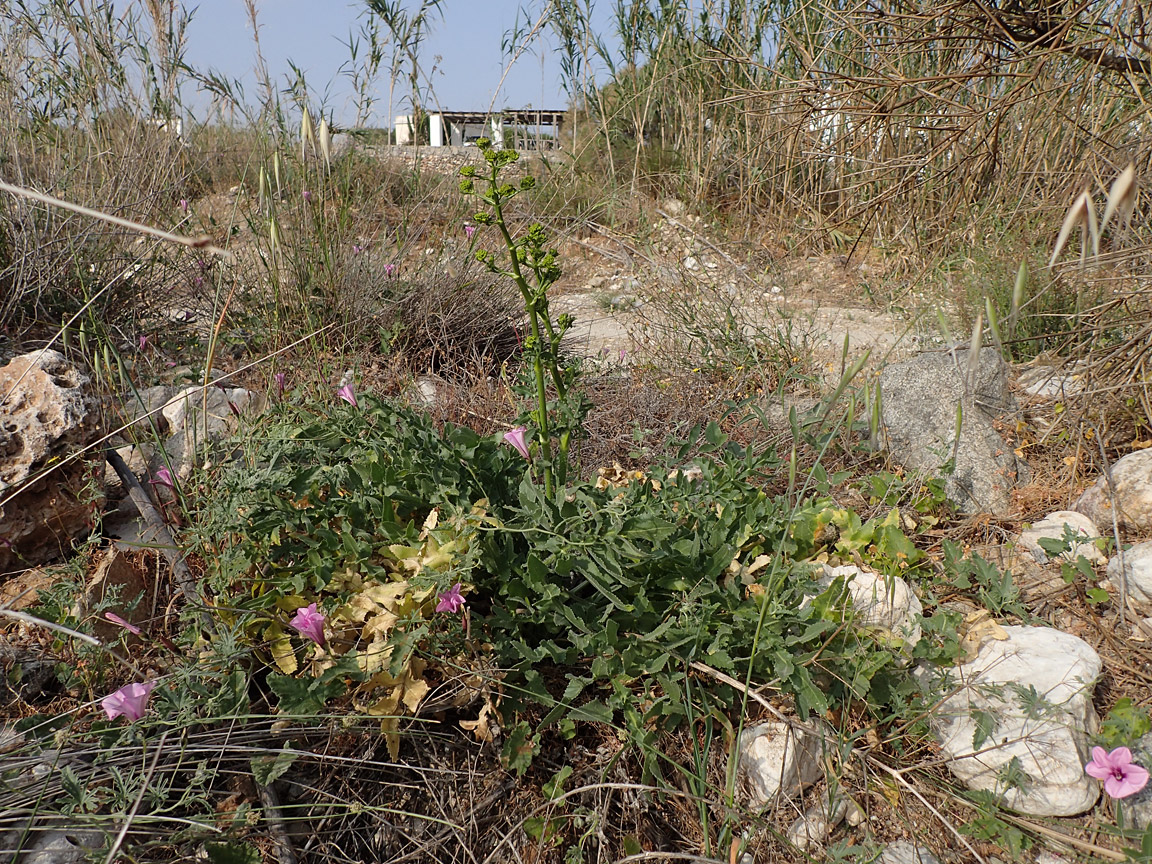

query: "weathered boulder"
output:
1076 449 1152 534
919 625 1101 816
1106 541 1152 607
879 347 1028 515
0 351 101 569
1018 510 1106 566
735 720 827 808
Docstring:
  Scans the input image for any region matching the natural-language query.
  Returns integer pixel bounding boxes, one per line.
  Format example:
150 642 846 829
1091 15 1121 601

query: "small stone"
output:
1018 511 1106 566
1106 542 1152 607
1017 364 1086 399
786 796 849 851
879 841 941 864
735 721 827 807
683 256 699 271
1076 449 1152 534
819 564 923 651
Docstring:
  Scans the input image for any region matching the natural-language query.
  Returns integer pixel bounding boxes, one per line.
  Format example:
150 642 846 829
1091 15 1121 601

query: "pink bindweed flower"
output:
352 244 364 254
138 335 148 351
179 199 189 213
436 583 466 614
383 263 397 278
103 612 142 636
337 383 358 407
102 681 156 721
274 372 286 397
1086 746 1150 799
464 223 476 239
503 426 530 460
302 189 313 202
150 467 176 490
289 602 326 646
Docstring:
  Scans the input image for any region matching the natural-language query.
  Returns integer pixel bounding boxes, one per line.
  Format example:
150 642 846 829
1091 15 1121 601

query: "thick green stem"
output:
489 170 555 496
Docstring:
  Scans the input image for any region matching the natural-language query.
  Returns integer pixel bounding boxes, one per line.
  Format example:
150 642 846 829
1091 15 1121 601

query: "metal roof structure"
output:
435 109 566 126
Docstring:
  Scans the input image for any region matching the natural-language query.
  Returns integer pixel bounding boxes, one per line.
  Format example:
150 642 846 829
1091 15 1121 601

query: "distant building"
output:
393 109 565 150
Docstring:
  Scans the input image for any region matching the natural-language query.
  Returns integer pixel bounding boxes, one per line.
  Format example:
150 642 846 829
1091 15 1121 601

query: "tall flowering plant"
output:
459 139 586 495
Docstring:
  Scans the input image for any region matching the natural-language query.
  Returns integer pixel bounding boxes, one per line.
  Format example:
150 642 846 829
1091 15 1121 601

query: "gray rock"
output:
1076 449 1152 534
919 625 1101 816
0 350 102 570
8 829 102 864
1120 732 1152 830
879 841 940 864
1106 542 1152 607
879 347 1028 515
161 384 264 477
1018 511 1106 566
735 721 827 808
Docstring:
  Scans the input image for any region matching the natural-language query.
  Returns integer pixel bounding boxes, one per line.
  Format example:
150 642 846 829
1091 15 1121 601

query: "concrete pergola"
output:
393 109 566 149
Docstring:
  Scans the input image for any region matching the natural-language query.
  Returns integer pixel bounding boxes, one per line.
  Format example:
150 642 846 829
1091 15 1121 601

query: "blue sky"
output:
182 0 604 126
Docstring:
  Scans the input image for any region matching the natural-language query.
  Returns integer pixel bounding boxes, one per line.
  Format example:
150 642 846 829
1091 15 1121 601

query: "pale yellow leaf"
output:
402 677 430 713
265 623 298 675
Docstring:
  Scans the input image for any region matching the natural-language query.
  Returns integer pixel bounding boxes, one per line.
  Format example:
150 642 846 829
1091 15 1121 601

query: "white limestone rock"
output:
1017 364 1086 399
786 795 863 851
919 625 1102 816
821 564 923 650
1107 542 1152 608
735 721 827 808
1018 510 1106 566
160 384 263 477
1076 449 1152 534
0 350 101 569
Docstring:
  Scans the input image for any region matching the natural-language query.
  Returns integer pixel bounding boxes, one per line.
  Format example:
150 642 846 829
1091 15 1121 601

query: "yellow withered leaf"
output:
265 623 298 675
460 700 498 743
357 637 393 675
382 715 401 760
363 610 399 641
402 677 430 714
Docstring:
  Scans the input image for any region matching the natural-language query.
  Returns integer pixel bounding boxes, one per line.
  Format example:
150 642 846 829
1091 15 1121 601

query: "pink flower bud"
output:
503 426 530 460
337 384 358 407
289 602 326 646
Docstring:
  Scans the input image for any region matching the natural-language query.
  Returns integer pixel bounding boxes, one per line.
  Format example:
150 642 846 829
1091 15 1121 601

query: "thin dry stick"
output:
0 609 101 646
104 448 200 617
0 180 230 258
258 782 299 864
